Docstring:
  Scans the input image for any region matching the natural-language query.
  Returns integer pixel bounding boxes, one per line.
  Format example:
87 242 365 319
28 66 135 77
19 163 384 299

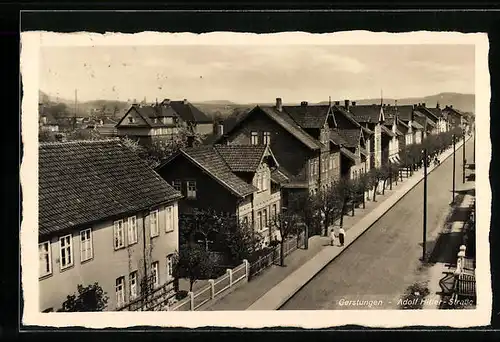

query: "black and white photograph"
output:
20 30 491 328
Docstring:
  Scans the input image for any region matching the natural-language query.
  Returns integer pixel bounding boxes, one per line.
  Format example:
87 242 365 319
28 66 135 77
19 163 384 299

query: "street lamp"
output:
422 148 428 262
452 134 456 204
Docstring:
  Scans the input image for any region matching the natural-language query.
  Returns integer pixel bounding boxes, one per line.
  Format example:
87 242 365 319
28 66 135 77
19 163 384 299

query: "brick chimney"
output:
216 121 224 137
276 98 283 112
422 102 426 107
352 101 356 106
344 100 350 111
335 101 340 106
436 102 440 109
183 99 188 105
450 105 453 109
186 134 195 147
301 101 308 107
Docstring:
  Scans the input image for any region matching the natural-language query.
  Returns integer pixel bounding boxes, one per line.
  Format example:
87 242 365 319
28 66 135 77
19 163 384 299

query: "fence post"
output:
208 279 215 299
227 268 233 287
188 291 194 311
243 259 249 280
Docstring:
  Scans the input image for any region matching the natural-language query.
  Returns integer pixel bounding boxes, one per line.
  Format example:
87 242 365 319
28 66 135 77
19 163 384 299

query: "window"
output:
128 216 138 245
114 220 125 249
150 210 159 237
166 255 174 280
59 234 73 270
128 117 135 124
39 241 52 277
256 211 262 230
172 180 182 192
242 216 249 227
263 209 268 228
80 229 93 262
129 271 138 300
251 131 259 145
272 204 277 220
263 132 271 145
152 261 160 287
187 181 197 199
262 172 268 191
165 206 174 232
115 276 125 308
329 155 333 170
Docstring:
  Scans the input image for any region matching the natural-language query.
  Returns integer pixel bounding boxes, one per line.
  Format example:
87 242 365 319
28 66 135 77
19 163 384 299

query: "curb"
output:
247 137 471 311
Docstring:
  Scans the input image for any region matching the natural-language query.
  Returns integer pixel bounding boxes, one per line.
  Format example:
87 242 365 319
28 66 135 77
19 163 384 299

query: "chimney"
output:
450 105 453 109
183 99 188 105
422 102 426 107
276 98 283 112
186 134 195 148
301 101 308 107
344 99 350 110
436 102 440 109
334 101 340 106
352 101 356 106
162 98 171 105
217 121 224 137
413 104 417 109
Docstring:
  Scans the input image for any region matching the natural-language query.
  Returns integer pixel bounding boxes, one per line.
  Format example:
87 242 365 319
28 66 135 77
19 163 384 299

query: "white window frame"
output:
166 255 174 280
256 211 262 231
115 276 125 308
114 219 125 249
152 261 160 287
39 241 52 277
251 131 259 145
172 180 182 192
129 271 138 300
128 216 138 245
263 131 271 145
150 210 159 237
187 180 197 199
80 228 93 262
165 206 174 233
263 209 268 229
59 234 73 270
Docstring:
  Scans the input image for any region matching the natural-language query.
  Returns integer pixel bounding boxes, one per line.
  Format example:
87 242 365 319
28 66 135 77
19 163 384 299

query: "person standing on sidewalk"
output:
339 227 345 246
330 228 336 246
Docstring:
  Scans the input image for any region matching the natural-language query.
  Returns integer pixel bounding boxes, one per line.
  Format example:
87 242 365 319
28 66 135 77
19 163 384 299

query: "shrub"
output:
176 290 188 300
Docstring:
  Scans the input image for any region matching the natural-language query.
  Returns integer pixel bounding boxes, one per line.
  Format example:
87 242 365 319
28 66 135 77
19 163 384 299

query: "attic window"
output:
128 117 135 123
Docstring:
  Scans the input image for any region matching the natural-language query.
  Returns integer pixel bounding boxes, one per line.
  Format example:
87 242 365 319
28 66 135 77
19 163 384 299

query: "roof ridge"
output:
39 138 120 146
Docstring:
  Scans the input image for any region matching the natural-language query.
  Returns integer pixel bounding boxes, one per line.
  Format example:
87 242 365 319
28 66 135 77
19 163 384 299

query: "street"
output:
280 137 474 310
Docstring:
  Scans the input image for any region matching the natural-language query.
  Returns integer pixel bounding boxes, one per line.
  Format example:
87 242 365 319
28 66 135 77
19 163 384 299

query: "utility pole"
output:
452 134 456 204
462 128 466 184
422 148 428 262
73 89 77 131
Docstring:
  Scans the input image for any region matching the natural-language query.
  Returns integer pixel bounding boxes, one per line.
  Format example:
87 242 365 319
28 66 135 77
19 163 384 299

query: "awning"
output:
340 147 358 163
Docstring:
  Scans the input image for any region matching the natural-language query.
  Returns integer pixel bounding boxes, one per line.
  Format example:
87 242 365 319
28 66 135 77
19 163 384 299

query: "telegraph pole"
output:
462 128 466 184
452 134 456 204
422 148 428 262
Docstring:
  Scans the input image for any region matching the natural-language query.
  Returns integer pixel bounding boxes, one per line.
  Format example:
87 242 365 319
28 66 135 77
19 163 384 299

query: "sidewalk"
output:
423 179 475 309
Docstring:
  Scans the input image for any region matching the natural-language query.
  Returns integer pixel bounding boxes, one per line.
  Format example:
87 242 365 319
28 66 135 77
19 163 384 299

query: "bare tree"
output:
271 211 302 266
310 183 342 236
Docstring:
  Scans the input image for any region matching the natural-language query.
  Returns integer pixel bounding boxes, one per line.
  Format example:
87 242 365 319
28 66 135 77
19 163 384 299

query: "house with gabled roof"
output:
417 103 447 133
155 144 285 248
39 103 59 132
38 139 182 312
442 104 466 129
115 99 214 145
344 101 394 168
212 98 337 198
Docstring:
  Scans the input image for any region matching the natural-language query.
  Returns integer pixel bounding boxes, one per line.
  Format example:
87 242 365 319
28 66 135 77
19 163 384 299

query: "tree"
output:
271 211 302 266
172 243 216 292
379 165 391 195
66 127 103 141
58 282 109 312
369 167 384 201
335 177 354 228
356 172 371 209
287 191 319 236
221 219 263 264
310 183 342 236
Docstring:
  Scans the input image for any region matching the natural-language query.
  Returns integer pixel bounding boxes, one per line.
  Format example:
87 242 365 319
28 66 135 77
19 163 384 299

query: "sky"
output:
39 44 475 104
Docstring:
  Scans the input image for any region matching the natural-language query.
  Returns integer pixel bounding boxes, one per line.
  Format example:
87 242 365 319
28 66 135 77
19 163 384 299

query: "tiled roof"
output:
396 120 410 134
380 125 395 137
426 118 436 127
331 105 373 136
283 105 330 129
271 167 290 185
348 104 382 123
359 147 368 157
338 129 361 148
39 139 182 238
416 106 439 122
411 121 424 130
175 145 260 198
443 106 464 117
340 147 358 163
169 101 212 124
213 145 268 172
426 107 443 118
384 105 414 122
259 106 322 150
330 130 349 146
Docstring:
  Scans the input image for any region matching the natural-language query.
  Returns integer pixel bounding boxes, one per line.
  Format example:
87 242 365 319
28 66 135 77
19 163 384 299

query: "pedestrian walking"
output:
339 227 345 246
330 228 336 246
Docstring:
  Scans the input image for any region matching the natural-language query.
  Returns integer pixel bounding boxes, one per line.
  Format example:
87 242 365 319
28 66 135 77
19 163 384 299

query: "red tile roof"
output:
39 139 182 238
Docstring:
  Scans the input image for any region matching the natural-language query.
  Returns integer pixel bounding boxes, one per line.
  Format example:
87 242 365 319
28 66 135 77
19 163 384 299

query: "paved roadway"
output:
280 137 474 310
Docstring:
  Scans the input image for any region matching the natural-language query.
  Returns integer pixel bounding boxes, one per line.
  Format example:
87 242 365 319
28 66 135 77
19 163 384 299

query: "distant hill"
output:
318 92 475 113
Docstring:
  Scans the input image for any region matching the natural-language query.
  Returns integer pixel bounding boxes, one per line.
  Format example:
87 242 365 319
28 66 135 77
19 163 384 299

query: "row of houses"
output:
38 97 468 312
